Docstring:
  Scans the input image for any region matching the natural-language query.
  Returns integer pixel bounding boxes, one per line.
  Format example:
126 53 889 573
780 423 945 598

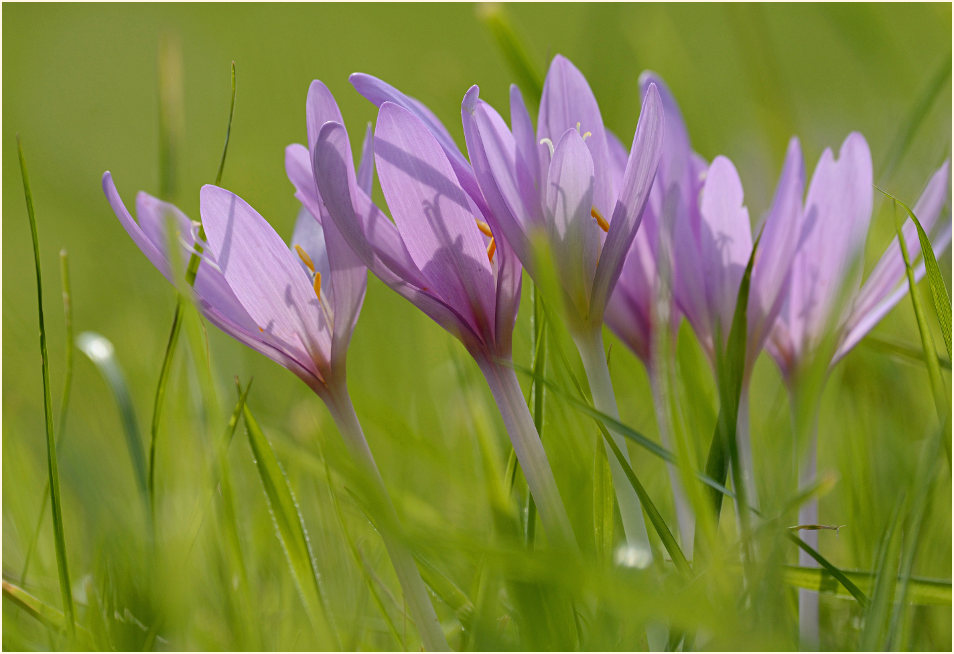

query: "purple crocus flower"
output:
456 55 663 553
768 136 951 378
759 132 950 645
308 78 576 549
102 174 362 400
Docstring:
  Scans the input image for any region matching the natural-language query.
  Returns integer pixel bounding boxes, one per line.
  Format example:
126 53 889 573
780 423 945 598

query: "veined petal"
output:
510 84 543 214
375 101 497 335
285 144 322 221
848 161 950 328
463 86 532 263
749 137 805 360
539 55 613 215
589 83 663 323
356 122 375 196
103 173 323 384
639 71 692 203
787 132 873 351
200 184 330 369
698 155 752 341
349 72 483 204
306 80 345 158
545 128 597 318
314 120 481 346
836 162 951 360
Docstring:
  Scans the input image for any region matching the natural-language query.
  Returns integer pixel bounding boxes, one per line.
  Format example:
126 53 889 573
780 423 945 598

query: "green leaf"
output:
593 433 615 562
18 135 74 632
780 566 948 606
243 404 338 646
2 578 91 645
861 498 906 650
77 332 149 502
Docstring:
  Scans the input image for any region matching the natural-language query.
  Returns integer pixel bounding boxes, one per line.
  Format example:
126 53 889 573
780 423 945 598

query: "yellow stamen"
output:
591 206 609 232
295 244 315 272
475 219 493 238
313 271 322 300
486 238 497 263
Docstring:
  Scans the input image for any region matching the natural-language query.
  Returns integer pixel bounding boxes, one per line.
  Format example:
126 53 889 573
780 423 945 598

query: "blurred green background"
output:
3 3 951 650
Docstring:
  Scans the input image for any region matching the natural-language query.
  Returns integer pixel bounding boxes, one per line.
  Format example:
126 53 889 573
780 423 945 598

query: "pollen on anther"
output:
475 219 494 238
313 271 322 300
486 238 497 263
295 244 315 273
591 206 610 232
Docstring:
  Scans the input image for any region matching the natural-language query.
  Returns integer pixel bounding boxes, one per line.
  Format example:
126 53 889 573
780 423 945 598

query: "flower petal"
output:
510 84 543 213
285 143 322 220
589 83 663 323
836 162 951 359
375 101 497 335
356 121 375 196
314 120 481 346
539 55 613 215
305 80 345 156
199 184 330 369
545 128 597 318
749 137 805 361
786 132 873 352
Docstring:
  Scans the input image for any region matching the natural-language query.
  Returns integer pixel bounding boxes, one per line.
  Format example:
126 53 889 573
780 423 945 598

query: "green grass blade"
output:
20 250 75 585
157 34 184 199
886 197 952 463
600 426 691 575
148 60 239 522
215 61 237 187
862 335 952 370
525 283 547 548
243 404 339 646
780 566 948 606
786 532 870 608
860 498 906 649
477 4 543 107
879 57 952 182
17 135 74 631
2 578 92 645
593 432 615 563
707 233 759 548
77 332 149 502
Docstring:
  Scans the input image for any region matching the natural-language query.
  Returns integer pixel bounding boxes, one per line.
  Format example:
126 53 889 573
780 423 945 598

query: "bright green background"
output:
3 3 951 650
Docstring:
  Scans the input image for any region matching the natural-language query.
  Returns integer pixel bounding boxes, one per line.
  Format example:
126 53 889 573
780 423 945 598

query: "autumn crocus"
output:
460 55 663 553
758 133 951 644
308 78 578 551
103 104 450 648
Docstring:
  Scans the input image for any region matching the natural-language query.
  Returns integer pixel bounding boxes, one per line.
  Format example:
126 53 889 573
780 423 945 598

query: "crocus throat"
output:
539 122 593 156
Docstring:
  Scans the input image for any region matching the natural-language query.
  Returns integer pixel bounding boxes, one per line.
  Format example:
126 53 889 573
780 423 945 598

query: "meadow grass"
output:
3 4 951 650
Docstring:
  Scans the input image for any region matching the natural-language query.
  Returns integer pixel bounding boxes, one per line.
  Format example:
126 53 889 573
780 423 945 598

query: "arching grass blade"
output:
17 135 74 632
780 566 948 606
77 332 149 504
477 4 543 107
243 403 339 646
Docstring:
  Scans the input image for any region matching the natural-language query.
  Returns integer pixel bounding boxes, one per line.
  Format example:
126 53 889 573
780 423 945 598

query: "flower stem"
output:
735 383 757 518
574 328 651 554
324 383 449 652
791 386 822 648
477 358 577 550
648 367 694 553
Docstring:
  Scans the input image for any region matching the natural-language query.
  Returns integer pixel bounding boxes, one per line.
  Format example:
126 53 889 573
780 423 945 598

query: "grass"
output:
3 3 951 651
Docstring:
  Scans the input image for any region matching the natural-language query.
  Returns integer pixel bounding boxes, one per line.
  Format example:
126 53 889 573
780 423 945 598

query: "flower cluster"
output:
104 54 950 649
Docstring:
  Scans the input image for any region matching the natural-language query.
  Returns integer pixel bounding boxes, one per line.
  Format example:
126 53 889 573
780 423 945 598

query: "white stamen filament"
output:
539 137 555 157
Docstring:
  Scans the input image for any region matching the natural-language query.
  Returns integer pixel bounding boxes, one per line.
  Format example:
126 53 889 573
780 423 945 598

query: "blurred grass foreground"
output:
3 3 952 651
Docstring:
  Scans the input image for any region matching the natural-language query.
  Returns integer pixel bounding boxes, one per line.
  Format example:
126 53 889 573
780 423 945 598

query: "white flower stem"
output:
325 383 449 652
790 385 822 649
648 365 694 553
477 357 577 550
574 328 651 554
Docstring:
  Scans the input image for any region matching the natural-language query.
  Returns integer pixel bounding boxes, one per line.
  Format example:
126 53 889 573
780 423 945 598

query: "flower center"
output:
294 244 323 300
538 121 592 157
475 219 497 263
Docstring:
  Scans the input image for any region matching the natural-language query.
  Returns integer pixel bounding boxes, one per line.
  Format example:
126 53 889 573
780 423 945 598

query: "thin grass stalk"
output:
148 60 238 524
574 327 651 554
20 251 74 585
323 382 450 651
17 135 74 633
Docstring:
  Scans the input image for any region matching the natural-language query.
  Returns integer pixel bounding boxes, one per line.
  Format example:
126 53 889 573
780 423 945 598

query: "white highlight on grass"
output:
614 543 653 569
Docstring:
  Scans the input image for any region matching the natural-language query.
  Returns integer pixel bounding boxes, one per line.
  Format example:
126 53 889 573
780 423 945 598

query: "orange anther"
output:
591 207 609 232
313 271 322 300
476 219 494 238
486 237 497 263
